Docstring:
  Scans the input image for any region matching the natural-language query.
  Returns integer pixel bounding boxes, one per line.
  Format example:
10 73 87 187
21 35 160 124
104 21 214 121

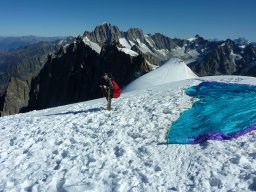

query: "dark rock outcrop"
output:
236 44 256 76
150 33 181 50
126 28 145 43
242 44 256 63
0 41 64 94
189 39 256 77
84 23 122 45
0 77 31 116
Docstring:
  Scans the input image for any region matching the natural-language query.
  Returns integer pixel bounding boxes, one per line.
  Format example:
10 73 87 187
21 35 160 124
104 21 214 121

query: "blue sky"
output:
0 0 255 41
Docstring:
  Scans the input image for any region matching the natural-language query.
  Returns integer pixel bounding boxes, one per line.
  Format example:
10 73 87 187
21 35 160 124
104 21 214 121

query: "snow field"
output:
82 37 101 54
0 76 256 191
124 58 197 92
0 80 194 191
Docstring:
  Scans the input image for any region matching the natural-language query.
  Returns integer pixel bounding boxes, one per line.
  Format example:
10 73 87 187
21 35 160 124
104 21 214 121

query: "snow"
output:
171 46 186 57
124 58 197 92
188 37 196 42
119 38 131 49
157 49 169 56
144 35 156 48
82 37 101 54
128 40 135 47
63 43 69 48
118 48 138 57
169 46 199 61
58 40 64 45
1 74 256 191
221 43 226 47
136 39 152 54
230 51 242 61
145 59 158 70
186 49 199 58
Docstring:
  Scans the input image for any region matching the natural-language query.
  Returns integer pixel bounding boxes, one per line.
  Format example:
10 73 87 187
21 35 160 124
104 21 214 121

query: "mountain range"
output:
0 36 66 51
0 23 256 116
0 37 74 95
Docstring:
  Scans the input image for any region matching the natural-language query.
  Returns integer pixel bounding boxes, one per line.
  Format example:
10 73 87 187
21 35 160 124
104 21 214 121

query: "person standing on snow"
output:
100 73 114 110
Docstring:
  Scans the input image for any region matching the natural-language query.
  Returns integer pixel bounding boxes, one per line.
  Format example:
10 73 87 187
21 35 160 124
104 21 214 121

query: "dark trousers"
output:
101 87 114 100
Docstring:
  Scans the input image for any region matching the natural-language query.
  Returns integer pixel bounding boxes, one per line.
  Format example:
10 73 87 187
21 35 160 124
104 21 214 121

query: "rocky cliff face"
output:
82 23 208 66
188 39 256 76
0 41 65 94
0 77 31 116
236 44 256 76
150 33 187 50
84 24 121 45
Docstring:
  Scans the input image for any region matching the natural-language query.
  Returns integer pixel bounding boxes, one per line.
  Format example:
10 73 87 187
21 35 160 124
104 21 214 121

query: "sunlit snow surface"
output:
1 76 256 191
123 58 197 92
168 81 256 144
82 37 101 54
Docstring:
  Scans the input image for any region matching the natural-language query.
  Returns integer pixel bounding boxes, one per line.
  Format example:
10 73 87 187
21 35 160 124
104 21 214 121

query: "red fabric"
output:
112 80 122 98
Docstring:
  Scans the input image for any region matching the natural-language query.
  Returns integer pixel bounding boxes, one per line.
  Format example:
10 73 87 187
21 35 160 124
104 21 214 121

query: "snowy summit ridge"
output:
124 58 197 92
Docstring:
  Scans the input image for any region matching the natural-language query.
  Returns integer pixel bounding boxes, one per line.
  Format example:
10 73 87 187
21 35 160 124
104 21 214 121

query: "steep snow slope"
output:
82 37 101 54
1 76 256 191
124 58 197 92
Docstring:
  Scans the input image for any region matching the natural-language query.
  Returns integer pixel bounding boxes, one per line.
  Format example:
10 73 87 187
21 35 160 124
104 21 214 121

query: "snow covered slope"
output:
1 76 256 191
124 58 197 92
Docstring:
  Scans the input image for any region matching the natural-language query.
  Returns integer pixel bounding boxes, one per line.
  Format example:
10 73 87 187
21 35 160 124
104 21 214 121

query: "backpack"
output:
112 80 122 98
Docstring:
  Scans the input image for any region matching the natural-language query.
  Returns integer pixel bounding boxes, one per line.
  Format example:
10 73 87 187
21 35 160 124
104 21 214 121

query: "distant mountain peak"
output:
126 27 145 41
101 21 109 25
95 22 119 30
188 34 205 42
234 37 250 47
83 23 121 45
